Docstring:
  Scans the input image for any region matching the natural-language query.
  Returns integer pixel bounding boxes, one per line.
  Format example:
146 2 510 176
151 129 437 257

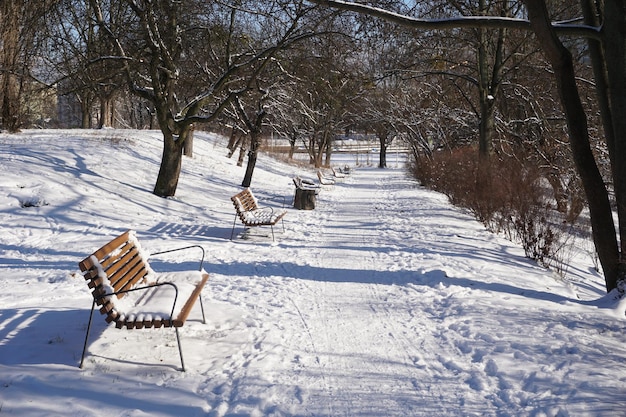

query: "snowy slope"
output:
0 129 625 417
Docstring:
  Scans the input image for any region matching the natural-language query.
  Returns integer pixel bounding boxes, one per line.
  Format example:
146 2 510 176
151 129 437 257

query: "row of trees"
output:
1 1 571 178
309 0 626 294
2 1 625 292
2 0 362 190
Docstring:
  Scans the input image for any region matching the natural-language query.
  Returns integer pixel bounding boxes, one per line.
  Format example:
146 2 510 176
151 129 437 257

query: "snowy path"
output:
197 168 625 416
1 131 625 417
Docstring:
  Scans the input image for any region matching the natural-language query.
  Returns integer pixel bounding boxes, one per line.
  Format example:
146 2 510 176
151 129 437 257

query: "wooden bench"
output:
335 165 351 175
231 188 287 241
293 176 321 194
317 170 336 186
331 166 347 180
78 230 209 371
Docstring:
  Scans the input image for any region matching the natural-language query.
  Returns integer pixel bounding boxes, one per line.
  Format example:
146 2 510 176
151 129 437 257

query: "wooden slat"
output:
90 230 132 261
114 266 147 296
107 252 148 293
84 238 150 299
78 257 96 274
78 230 131 272
98 243 134 273
231 189 259 212
82 268 99 281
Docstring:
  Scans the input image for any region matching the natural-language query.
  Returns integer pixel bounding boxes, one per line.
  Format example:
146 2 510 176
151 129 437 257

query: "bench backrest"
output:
78 230 151 324
231 188 259 215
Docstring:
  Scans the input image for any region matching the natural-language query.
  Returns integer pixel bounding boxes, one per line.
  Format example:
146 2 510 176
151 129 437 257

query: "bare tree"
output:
272 19 363 168
308 0 626 293
0 0 57 132
89 0 320 197
46 0 131 128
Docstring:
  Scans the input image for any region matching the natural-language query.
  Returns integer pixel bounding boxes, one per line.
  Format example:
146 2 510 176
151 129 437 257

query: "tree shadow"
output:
0 307 102 367
206 258 608 308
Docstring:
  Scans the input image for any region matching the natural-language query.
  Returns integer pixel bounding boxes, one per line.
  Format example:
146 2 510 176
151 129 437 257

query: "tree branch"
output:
306 0 601 40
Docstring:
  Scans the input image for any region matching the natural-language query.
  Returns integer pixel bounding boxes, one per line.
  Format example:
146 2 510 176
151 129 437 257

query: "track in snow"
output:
204 168 582 416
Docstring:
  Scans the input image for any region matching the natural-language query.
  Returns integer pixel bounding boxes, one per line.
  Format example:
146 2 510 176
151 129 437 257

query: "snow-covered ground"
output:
0 129 625 417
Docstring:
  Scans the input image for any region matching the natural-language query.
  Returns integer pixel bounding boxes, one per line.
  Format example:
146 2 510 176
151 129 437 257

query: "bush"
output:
413 147 566 269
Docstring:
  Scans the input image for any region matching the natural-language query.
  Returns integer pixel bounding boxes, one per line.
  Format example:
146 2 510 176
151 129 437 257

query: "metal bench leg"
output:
199 293 206 324
175 327 186 372
231 214 238 240
80 299 96 369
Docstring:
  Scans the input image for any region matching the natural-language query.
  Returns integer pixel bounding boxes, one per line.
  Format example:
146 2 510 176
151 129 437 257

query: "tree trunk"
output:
324 131 333 166
153 132 184 197
80 98 92 129
0 1 21 133
524 0 620 291
379 144 388 168
242 133 260 188
227 128 238 151
603 0 626 266
378 135 388 168
228 134 243 158
477 25 494 161
288 130 297 159
1 78 20 132
98 94 114 129
183 124 194 157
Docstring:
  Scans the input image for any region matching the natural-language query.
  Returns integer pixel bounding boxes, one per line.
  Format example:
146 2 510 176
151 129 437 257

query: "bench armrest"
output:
267 195 286 209
150 245 206 271
255 194 286 211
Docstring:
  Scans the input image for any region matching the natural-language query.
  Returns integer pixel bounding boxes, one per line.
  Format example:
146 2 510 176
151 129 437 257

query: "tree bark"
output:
80 97 92 129
0 1 22 132
98 94 114 129
241 142 258 188
153 130 185 197
603 0 626 264
183 124 194 157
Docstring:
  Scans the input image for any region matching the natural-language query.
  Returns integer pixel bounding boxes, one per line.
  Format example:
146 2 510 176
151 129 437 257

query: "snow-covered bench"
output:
317 170 335 186
230 188 287 241
293 176 321 194
78 230 209 371
330 167 347 181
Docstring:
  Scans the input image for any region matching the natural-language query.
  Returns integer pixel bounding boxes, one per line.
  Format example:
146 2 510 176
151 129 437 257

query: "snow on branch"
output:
307 0 601 39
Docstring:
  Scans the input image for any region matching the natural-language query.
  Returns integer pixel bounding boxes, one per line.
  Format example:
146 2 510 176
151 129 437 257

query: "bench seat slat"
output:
110 271 207 325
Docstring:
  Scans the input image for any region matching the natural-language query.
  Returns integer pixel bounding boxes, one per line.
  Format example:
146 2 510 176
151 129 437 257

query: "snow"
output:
0 129 625 417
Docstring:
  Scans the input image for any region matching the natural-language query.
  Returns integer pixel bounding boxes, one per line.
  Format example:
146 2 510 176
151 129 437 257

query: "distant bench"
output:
78 230 209 371
230 188 287 241
293 176 321 192
317 170 335 186
293 176 320 210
